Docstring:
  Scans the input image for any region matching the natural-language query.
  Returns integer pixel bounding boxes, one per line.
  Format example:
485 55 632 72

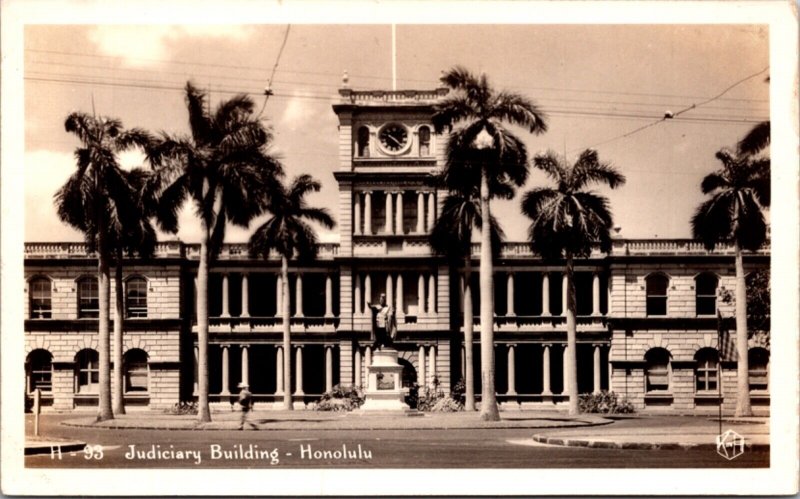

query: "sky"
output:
23 23 770 244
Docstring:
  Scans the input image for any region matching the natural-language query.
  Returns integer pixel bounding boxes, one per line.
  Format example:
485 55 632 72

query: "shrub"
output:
165 401 198 415
578 391 635 414
315 384 365 412
416 376 464 412
450 378 466 405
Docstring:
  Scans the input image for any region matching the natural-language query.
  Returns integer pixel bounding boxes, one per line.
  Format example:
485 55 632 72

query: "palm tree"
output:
432 66 547 420
521 149 625 415
54 113 151 421
429 183 504 411
691 148 770 417
149 82 283 422
737 121 770 156
110 168 158 415
248 174 335 410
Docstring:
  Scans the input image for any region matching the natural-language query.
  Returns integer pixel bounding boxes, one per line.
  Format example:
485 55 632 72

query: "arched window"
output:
695 273 718 316
126 277 148 318
124 349 149 393
75 349 99 393
418 126 431 156
26 349 53 393
748 348 769 391
77 277 99 319
695 348 719 393
357 127 370 158
645 348 671 392
29 277 52 319
645 274 669 316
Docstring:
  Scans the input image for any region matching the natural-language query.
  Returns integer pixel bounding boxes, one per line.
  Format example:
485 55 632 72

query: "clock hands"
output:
385 134 402 147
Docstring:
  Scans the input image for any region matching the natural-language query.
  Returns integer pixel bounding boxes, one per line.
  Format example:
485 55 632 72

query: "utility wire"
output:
574 66 770 152
24 73 767 125
257 24 291 118
25 47 769 104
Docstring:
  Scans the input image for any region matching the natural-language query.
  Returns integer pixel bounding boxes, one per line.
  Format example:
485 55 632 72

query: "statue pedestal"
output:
359 348 409 411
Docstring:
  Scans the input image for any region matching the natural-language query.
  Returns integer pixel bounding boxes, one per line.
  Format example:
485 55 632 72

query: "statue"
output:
367 293 397 350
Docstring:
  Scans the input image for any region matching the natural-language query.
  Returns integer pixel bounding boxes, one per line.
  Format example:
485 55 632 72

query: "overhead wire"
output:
25 46 769 105
257 24 291 118
572 66 770 152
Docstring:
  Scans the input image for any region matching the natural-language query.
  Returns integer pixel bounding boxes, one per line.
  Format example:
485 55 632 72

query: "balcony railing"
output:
25 241 184 259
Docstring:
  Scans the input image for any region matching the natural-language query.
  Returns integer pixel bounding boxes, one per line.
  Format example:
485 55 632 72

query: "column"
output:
416 191 425 233
593 344 602 394
428 345 437 385
325 274 334 317
592 272 601 316
294 346 304 395
385 191 393 234
221 274 230 318
241 345 250 386
506 273 515 316
354 192 362 236
396 191 404 235
193 346 199 394
354 347 362 386
561 273 568 317
364 273 372 311
240 273 250 318
418 273 426 316
386 273 394 307
461 345 466 378
364 191 372 235
220 345 230 395
364 346 372 389
541 272 551 317
561 344 569 394
275 274 282 317
427 273 436 315
507 344 517 395
294 273 304 317
354 274 362 316
418 345 426 385
325 345 334 393
426 192 435 231
542 344 552 395
275 346 284 395
396 273 404 316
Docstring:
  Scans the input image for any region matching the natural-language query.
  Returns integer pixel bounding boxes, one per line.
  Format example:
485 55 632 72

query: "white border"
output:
2 1 798 496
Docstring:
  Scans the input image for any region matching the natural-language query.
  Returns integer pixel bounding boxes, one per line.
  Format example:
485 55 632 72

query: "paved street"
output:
26 414 768 469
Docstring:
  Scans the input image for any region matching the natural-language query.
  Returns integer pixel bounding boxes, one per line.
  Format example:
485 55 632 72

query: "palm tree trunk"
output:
565 252 579 415
478 169 499 421
97 231 113 421
112 248 125 415
733 241 752 416
196 226 211 422
282 256 293 410
463 259 475 412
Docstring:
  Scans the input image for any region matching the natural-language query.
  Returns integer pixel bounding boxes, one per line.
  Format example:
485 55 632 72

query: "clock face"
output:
378 123 409 153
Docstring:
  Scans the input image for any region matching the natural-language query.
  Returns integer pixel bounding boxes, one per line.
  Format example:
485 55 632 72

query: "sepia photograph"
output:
2 0 798 496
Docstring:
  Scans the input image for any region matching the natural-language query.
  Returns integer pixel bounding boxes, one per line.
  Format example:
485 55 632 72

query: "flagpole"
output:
717 310 723 436
391 24 397 91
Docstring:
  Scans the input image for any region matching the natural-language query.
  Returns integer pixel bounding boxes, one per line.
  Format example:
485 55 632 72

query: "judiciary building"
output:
24 84 770 414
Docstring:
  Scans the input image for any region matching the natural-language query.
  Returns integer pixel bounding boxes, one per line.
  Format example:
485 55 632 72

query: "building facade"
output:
24 86 770 414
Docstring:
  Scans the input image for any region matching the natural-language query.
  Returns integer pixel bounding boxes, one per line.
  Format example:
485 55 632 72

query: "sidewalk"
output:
531 415 770 451
58 410 612 431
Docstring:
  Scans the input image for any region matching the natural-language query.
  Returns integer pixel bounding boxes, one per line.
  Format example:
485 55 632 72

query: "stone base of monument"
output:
358 348 410 411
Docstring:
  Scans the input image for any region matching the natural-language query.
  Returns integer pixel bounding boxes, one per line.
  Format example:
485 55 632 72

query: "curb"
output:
531 434 770 451
25 441 87 456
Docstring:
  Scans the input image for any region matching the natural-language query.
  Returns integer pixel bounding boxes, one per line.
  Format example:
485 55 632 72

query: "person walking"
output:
237 383 254 430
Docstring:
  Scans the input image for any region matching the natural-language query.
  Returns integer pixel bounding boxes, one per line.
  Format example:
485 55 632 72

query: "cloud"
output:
279 92 317 132
87 25 256 67
25 150 84 241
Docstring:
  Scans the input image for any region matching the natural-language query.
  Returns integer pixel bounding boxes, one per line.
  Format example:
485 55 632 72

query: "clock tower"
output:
332 74 453 392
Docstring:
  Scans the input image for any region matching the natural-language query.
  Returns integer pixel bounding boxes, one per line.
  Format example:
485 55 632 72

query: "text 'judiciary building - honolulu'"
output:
24 84 770 414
